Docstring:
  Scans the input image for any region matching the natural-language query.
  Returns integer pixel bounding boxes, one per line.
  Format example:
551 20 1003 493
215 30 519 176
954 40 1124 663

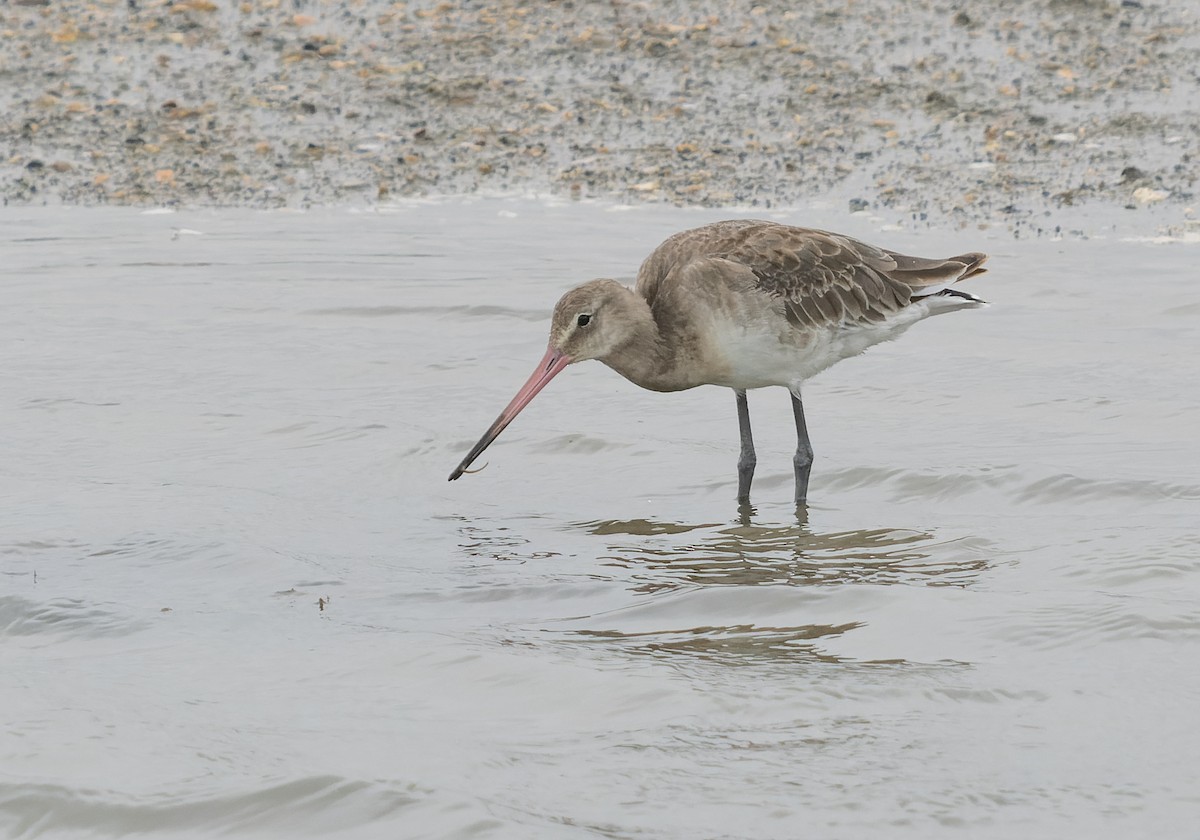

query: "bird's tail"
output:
952 252 989 282
898 251 989 305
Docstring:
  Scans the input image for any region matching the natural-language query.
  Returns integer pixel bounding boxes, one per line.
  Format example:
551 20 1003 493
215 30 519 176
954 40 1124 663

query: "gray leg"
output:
791 390 814 505
735 389 756 503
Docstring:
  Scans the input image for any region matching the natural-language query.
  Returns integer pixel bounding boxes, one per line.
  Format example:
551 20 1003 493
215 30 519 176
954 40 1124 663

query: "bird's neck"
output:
598 292 692 392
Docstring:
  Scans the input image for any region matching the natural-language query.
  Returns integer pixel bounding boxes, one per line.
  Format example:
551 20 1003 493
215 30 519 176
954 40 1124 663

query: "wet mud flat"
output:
2 0 1197 234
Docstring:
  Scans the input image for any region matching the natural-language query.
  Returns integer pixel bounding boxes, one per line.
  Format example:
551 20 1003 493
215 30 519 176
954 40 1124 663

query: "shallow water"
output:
3 200 1199 838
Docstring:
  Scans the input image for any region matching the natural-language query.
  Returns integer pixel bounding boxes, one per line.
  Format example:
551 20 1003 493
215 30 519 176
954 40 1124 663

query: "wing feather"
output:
635 220 988 330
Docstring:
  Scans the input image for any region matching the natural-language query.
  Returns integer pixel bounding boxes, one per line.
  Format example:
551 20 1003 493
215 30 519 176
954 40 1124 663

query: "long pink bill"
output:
448 346 572 481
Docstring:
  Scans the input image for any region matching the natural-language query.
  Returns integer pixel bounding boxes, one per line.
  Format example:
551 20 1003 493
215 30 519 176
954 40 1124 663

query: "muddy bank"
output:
2 0 1196 232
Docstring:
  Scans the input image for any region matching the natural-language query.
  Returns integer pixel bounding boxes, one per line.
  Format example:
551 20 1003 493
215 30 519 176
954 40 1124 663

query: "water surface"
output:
3 200 1198 838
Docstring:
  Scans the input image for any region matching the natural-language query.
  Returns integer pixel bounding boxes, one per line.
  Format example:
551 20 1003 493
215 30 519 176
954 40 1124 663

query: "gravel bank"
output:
2 0 1197 231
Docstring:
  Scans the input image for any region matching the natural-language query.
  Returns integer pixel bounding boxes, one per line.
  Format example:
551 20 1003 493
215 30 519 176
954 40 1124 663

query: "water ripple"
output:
0 777 421 839
0 597 143 641
1014 473 1200 504
307 304 545 321
996 598 1200 651
821 465 1200 505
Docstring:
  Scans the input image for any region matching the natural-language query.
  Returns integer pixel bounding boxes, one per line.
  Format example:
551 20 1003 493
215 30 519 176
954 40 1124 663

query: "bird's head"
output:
447 278 644 482
548 278 641 363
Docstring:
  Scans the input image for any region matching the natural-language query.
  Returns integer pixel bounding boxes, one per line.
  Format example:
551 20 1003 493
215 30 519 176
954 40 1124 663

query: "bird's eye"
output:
577 313 591 327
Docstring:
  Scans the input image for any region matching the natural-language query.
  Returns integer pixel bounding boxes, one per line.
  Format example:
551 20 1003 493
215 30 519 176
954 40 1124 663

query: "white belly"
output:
706 304 933 390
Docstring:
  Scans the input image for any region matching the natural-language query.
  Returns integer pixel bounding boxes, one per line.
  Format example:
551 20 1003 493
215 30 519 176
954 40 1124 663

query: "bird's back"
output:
628 220 988 390
635 220 987 330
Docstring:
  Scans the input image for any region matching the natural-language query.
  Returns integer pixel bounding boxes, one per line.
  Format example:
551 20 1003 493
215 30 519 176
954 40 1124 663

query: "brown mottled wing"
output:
731 226 918 327
637 220 987 329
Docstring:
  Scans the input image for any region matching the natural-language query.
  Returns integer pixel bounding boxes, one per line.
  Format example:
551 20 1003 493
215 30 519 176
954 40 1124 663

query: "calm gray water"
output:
3 200 1199 839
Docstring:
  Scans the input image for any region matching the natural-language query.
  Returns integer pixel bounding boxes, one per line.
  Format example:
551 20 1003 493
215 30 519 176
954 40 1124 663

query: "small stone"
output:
926 90 958 108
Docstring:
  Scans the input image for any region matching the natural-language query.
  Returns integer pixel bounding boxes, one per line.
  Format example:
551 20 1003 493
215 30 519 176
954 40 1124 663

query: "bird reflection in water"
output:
579 514 989 595
570 622 869 666
556 515 990 666
452 512 990 667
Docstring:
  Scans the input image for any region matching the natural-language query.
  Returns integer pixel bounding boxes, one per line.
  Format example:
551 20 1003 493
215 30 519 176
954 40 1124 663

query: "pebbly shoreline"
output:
2 0 1196 233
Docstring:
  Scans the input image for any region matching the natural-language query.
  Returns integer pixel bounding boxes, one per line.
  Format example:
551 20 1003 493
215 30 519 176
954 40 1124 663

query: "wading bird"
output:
449 220 987 505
